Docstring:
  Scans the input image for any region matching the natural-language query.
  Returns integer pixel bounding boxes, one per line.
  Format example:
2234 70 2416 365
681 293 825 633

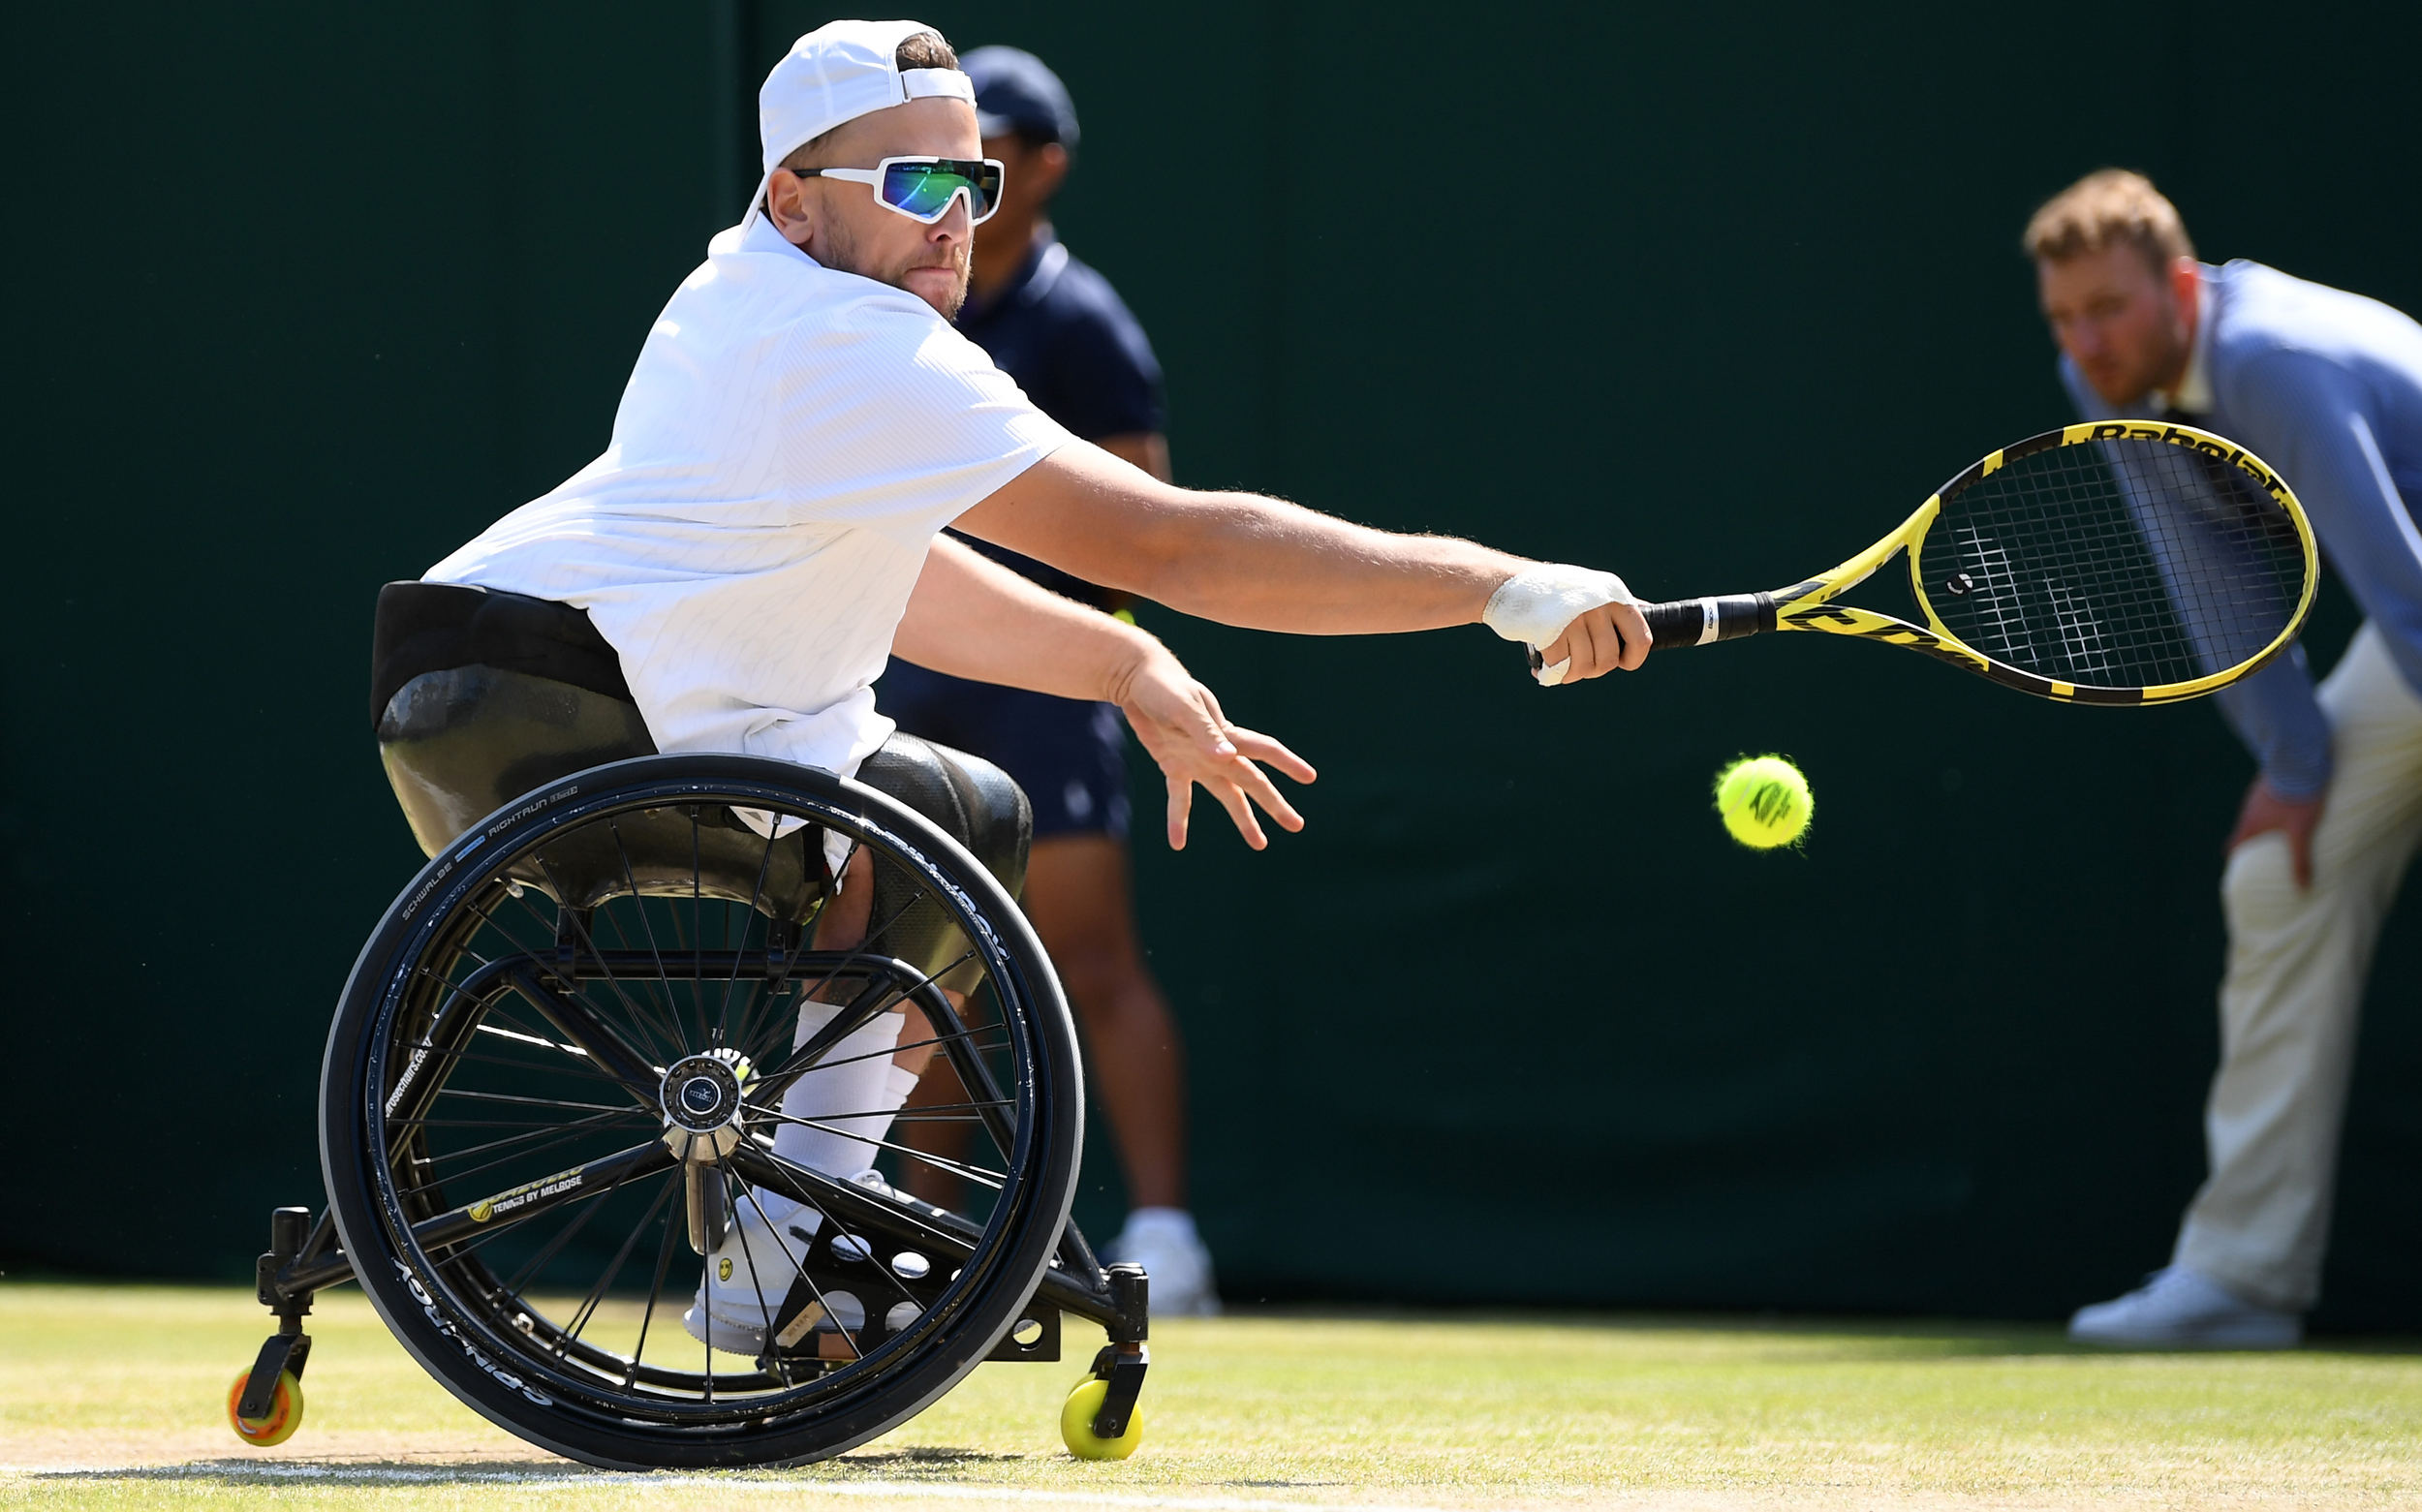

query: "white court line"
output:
4 1464 1444 1512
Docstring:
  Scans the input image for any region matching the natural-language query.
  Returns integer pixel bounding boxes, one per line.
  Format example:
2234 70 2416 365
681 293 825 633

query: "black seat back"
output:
371 581 825 918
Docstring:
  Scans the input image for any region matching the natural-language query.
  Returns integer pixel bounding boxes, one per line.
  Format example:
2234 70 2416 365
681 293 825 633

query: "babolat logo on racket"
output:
2086 421 2291 502
1604 419 2316 707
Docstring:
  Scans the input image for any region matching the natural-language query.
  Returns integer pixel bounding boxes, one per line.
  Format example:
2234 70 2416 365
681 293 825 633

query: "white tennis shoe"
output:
2067 1264 2301 1348
682 1171 897 1352
1104 1208 1220 1317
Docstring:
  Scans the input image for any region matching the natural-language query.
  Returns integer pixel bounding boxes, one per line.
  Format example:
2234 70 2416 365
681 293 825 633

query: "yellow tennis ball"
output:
1714 756 1812 849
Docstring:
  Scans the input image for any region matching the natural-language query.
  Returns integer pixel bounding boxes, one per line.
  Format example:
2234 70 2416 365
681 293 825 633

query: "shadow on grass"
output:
826 1447 1040 1476
28 1448 1032 1490
32 1461 620 1488
1222 1479 1347 1489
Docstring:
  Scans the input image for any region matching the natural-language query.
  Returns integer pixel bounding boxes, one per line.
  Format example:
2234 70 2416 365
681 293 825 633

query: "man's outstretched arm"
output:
893 535 1316 850
952 442 1651 682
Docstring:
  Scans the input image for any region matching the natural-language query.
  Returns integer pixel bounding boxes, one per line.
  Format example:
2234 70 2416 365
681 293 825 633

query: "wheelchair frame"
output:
233 752 1154 1466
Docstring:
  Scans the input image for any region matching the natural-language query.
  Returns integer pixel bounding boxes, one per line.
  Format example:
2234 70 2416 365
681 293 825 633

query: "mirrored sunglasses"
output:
796 156 1004 226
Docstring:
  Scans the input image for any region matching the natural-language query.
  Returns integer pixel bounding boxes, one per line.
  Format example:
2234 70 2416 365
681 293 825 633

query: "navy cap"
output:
963 46 1079 151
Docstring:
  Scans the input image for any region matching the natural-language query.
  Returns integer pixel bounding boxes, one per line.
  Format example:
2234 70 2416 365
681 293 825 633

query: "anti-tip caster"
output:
1060 1374 1143 1460
225 1367 304 1447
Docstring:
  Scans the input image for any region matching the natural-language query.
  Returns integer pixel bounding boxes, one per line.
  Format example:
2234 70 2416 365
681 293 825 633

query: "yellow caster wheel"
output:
226 1368 304 1448
1060 1374 1144 1460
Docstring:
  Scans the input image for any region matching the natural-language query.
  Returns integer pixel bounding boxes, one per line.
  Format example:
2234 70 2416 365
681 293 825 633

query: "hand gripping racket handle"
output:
1523 592 1776 674
1641 593 1777 650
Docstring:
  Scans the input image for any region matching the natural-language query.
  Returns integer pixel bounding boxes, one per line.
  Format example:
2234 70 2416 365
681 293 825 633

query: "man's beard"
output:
819 216 969 317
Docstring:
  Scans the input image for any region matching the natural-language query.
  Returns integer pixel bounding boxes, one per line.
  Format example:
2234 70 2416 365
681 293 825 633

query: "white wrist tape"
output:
1482 565 1634 686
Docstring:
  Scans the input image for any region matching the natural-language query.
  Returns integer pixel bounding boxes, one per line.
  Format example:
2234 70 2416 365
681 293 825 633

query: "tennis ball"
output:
1714 756 1812 849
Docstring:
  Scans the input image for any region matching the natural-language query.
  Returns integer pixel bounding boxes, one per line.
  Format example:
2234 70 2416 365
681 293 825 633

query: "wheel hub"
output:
660 1049 752 1160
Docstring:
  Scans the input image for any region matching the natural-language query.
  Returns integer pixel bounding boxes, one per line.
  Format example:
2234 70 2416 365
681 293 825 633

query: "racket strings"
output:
1916 438 2308 689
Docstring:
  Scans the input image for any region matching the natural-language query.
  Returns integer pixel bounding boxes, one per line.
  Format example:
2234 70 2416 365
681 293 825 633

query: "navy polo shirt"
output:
951 230 1165 607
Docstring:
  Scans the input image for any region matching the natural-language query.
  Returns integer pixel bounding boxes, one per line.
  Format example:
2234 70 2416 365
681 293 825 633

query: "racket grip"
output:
1643 594 1776 650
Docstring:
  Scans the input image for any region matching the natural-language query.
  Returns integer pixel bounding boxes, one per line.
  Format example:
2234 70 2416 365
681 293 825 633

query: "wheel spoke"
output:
497 962 665 1102
730 1181 851 1359
742 1109 1007 1190
740 1096 1009 1121
626 1182 684 1386
447 1036 624 1084
353 779 1063 1433
748 951 979 1111
397 1117 650 1202
502 1175 612 1296
687 812 710 1049
401 1104 654 1169
560 1172 677 1349
758 1024 1013 1074
606 818 694 1062
579 906 693 1074
716 821 785 1050
722 1166 787 1363
728 1168 931 1340
510 867 684 1073
431 1088 636 1116
470 997 633 1077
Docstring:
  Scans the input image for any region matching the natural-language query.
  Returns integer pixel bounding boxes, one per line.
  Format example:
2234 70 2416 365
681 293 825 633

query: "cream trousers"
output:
2174 623 2422 1311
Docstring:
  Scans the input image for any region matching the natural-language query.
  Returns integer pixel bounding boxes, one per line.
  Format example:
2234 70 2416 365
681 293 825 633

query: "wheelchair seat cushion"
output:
368 582 1033 938
372 580 633 732
375 583 658 859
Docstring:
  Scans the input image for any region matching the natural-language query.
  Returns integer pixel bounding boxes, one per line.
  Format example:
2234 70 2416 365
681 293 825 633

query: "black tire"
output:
322 755 1080 1468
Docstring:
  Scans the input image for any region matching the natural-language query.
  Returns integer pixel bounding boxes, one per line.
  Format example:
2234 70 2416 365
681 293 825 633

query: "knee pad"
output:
856 734 1034 980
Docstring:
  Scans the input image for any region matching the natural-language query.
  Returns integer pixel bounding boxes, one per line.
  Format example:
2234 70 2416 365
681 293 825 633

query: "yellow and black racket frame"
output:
1633 420 2319 705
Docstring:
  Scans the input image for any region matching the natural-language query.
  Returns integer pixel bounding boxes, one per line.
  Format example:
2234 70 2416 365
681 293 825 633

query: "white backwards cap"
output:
740 19 978 232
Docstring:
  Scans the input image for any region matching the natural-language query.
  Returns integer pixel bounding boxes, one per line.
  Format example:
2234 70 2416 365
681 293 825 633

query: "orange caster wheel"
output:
226 1368 304 1447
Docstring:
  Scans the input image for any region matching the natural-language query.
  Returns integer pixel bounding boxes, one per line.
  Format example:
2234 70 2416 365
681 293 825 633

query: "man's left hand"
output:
2227 775 2327 888
1111 644 1317 850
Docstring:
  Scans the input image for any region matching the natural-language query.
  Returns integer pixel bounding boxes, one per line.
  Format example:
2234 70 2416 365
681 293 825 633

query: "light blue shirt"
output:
2062 260 2422 796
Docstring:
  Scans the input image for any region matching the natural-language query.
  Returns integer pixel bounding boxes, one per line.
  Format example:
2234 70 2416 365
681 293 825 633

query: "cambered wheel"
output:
322 755 1081 1468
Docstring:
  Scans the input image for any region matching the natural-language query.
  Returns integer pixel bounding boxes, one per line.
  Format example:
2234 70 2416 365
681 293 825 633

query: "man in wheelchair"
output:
330 18 1646 1463
406 17 1647 1353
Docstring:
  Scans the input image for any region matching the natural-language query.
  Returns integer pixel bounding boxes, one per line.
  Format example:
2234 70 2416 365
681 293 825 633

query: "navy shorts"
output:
877 660 1132 840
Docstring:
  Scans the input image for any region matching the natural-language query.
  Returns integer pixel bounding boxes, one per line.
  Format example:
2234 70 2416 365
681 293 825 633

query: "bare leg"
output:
1021 834 1188 1210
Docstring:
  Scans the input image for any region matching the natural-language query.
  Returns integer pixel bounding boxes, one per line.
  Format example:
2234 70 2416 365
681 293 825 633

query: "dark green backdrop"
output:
6 2 2416 1328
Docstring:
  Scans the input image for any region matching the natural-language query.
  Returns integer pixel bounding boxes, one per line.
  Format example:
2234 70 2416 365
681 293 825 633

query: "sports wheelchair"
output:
227 583 1151 1467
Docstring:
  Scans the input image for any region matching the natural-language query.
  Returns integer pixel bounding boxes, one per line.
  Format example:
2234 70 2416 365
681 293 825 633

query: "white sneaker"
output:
1104 1208 1220 1317
2067 1264 2302 1348
682 1170 895 1352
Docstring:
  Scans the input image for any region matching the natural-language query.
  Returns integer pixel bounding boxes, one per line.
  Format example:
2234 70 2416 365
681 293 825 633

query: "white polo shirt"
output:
426 216 1072 778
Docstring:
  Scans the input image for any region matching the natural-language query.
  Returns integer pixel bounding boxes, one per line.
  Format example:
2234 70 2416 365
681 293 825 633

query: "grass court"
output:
4 1281 2419 1508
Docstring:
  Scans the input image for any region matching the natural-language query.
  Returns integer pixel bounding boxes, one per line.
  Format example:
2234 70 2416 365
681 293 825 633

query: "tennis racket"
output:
1549 420 2318 704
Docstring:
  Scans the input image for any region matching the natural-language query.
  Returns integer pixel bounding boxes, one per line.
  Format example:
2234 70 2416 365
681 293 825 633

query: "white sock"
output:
770 1003 910 1178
